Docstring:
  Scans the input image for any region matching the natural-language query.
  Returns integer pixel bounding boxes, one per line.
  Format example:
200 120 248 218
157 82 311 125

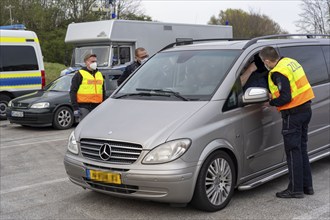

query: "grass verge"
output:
44 62 67 85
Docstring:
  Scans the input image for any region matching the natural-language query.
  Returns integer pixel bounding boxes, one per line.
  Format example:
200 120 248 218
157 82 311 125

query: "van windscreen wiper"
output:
113 92 170 99
136 88 189 101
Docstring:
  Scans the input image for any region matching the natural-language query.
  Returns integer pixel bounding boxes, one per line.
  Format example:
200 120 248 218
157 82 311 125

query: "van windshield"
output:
74 46 110 67
115 50 240 101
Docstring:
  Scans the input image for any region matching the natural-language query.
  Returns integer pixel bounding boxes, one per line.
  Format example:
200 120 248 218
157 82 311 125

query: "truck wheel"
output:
191 151 236 212
52 106 74 130
0 94 11 120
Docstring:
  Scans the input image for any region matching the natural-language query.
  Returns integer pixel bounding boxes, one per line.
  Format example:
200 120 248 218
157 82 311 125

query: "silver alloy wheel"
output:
57 109 72 127
205 158 232 206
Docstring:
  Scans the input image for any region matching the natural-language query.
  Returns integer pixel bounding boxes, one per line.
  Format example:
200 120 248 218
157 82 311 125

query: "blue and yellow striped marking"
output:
0 72 41 90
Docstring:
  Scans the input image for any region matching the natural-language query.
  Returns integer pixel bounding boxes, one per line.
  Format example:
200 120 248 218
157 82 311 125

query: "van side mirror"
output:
242 87 269 104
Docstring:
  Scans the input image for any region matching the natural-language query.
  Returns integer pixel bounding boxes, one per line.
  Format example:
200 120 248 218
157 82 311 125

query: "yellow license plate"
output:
86 169 121 184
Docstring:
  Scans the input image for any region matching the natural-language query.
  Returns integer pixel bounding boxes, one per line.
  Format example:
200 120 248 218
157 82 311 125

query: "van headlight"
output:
8 100 12 107
31 102 50 108
142 139 191 164
67 131 78 154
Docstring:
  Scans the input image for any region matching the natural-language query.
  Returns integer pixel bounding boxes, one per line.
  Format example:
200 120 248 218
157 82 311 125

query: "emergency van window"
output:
0 46 38 71
111 46 131 66
75 46 110 67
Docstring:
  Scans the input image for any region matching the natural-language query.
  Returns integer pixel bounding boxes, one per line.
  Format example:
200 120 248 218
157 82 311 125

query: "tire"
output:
0 94 11 120
191 151 236 212
52 106 74 130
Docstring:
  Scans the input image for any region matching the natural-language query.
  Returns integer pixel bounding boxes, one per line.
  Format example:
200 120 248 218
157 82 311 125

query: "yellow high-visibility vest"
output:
268 57 314 111
77 70 103 103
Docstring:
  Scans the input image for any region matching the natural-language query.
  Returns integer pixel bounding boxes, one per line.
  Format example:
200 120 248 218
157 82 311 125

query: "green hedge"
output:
44 62 67 85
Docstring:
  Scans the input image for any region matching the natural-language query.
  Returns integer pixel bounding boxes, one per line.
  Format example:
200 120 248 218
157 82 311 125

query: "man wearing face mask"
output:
259 46 315 199
70 53 105 121
117 47 149 86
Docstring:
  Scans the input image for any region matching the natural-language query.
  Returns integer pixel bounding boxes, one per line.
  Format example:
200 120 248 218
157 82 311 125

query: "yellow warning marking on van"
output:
0 37 39 43
0 84 41 90
0 72 41 79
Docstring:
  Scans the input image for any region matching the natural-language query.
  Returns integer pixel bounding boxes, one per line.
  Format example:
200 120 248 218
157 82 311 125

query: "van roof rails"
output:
176 38 193 46
243 34 330 49
160 38 248 52
0 24 26 30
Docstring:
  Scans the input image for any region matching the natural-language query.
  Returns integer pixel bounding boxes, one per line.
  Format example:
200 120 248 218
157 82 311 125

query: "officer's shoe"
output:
276 189 304 198
303 187 314 195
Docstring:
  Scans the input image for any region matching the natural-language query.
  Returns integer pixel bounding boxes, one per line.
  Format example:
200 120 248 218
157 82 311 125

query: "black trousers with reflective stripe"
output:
281 107 313 193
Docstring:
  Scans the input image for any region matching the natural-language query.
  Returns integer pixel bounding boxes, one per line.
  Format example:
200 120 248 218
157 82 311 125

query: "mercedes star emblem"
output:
99 143 112 161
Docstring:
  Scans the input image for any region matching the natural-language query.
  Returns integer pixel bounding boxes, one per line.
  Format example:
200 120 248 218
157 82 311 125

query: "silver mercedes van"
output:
64 34 330 212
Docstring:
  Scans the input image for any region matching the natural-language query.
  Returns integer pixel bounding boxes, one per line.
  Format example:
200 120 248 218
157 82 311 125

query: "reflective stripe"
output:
77 94 103 103
0 36 39 43
278 89 314 110
268 58 314 111
295 75 309 90
87 79 103 85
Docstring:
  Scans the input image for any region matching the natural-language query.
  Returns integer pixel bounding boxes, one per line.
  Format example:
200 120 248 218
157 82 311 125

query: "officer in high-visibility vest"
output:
259 46 315 199
70 53 105 121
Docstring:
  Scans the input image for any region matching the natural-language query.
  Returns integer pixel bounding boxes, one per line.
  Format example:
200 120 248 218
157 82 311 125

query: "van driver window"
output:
240 53 268 92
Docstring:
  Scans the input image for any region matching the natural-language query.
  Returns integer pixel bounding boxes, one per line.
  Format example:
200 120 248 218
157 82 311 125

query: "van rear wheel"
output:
191 151 236 212
0 94 11 120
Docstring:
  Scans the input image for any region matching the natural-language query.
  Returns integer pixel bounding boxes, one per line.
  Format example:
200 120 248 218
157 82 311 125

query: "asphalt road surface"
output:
0 120 329 220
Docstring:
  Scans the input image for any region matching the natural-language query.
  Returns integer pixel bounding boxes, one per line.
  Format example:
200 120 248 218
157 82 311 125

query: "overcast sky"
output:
140 0 303 34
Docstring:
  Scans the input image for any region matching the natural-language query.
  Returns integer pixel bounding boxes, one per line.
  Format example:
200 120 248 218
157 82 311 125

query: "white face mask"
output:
89 62 97 70
140 58 148 65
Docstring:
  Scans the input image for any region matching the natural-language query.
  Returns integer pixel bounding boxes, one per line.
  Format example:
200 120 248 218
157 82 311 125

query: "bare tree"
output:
296 0 330 34
86 0 148 20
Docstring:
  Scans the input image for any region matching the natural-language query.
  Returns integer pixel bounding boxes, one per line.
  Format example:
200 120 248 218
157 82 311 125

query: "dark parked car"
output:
6 71 120 129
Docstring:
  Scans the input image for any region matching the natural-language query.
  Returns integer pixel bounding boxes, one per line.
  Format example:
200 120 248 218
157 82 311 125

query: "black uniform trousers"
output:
281 102 313 193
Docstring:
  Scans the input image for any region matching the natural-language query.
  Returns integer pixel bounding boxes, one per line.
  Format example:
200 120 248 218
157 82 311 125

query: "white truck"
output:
63 19 233 75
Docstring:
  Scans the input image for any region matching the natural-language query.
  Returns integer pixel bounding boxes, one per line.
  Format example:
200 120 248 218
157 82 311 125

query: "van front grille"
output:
80 139 142 165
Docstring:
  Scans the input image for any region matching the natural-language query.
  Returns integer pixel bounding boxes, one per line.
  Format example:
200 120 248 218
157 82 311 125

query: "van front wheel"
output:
191 151 236 212
0 94 11 120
